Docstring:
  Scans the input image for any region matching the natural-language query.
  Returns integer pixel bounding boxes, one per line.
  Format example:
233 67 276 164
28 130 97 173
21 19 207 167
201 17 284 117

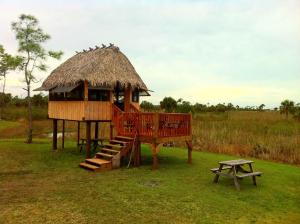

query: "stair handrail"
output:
127 129 138 168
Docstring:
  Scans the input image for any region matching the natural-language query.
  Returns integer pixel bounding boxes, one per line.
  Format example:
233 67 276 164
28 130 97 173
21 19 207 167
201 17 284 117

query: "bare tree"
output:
11 14 63 143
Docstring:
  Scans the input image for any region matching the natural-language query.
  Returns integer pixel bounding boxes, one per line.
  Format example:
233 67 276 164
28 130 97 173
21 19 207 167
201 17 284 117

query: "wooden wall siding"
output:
84 101 112 120
48 101 112 121
48 101 85 120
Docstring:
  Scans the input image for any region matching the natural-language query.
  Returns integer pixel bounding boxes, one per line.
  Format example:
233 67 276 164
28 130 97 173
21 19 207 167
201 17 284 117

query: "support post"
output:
62 120 65 149
77 121 80 146
186 140 192 164
152 153 158 170
133 141 141 167
86 121 91 158
95 122 99 139
52 119 57 150
150 143 160 170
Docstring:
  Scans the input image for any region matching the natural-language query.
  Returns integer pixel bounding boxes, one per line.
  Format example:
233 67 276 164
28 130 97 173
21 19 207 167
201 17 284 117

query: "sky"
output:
0 0 299 108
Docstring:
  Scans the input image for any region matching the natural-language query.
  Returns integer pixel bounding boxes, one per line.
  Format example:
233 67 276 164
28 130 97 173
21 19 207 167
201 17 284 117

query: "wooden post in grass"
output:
86 121 91 158
52 119 57 150
186 141 192 164
150 143 160 170
62 120 65 149
77 121 80 146
133 141 141 167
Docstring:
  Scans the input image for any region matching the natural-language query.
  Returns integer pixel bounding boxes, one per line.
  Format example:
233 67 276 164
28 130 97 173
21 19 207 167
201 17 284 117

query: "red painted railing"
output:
158 113 191 137
112 104 192 138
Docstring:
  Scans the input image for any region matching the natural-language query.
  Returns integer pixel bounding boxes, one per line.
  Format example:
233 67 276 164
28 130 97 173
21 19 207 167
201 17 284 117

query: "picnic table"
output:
78 138 105 152
211 159 262 190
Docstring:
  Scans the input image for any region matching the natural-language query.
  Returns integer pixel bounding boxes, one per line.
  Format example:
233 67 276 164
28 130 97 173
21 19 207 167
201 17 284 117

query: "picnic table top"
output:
219 159 253 166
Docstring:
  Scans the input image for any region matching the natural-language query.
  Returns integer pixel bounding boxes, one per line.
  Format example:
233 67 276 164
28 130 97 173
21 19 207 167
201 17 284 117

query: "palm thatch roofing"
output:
40 45 148 91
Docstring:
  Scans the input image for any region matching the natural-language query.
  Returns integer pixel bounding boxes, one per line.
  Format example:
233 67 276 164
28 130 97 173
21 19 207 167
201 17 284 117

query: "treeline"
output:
0 93 48 107
141 97 300 121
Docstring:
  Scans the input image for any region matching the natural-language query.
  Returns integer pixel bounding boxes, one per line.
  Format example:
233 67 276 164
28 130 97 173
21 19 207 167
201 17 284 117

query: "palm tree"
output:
280 100 295 119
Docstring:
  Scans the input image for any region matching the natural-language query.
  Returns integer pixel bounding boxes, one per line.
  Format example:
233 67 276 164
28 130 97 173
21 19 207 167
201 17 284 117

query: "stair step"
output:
101 148 120 154
96 152 114 158
79 162 99 171
104 143 122 149
116 136 133 141
85 158 111 166
110 140 129 145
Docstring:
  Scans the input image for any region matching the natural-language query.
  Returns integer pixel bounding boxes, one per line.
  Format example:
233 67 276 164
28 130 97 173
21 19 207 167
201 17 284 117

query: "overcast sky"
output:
0 0 299 107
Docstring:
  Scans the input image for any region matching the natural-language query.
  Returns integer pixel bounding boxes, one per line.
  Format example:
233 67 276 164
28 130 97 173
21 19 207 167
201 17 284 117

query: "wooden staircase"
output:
79 136 134 172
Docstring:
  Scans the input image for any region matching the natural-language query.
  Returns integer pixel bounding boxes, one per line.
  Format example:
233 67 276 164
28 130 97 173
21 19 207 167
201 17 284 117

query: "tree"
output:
12 14 63 143
160 97 177 112
193 103 207 113
0 45 22 119
258 104 265 111
140 100 155 112
279 100 295 119
215 103 227 113
293 103 300 121
176 100 193 113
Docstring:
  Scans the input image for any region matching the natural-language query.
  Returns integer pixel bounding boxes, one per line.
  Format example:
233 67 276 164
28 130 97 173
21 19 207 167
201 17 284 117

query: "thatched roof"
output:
41 45 148 91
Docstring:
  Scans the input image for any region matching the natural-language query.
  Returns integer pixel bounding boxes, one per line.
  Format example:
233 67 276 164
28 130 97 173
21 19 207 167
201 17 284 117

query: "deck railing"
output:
112 105 192 138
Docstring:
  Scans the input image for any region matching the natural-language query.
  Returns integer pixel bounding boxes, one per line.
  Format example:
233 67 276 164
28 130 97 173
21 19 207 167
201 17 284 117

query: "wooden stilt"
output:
77 121 80 146
133 141 141 167
86 121 91 158
95 122 99 139
186 141 192 164
152 153 158 170
52 119 57 150
150 143 160 170
62 120 65 149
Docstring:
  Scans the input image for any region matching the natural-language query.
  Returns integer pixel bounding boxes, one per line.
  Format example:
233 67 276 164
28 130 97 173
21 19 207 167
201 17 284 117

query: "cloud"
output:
0 0 299 107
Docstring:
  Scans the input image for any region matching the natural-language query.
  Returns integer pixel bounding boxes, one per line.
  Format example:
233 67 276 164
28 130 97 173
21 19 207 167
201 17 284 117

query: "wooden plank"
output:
48 101 85 120
110 139 128 145
101 148 120 153
219 159 253 166
85 158 111 166
115 136 133 141
210 166 232 172
79 162 99 171
236 172 262 179
96 152 114 158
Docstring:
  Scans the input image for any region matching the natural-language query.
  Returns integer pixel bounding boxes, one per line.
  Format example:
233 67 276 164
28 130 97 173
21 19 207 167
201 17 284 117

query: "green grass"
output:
0 139 299 223
0 120 19 132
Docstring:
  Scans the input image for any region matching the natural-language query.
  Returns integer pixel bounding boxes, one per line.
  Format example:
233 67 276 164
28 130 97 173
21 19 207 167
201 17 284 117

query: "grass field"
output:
0 139 299 223
0 110 299 165
193 111 300 165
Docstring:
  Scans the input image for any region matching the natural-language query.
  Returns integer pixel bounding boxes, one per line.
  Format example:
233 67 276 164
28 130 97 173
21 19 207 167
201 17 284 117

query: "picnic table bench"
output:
211 159 262 190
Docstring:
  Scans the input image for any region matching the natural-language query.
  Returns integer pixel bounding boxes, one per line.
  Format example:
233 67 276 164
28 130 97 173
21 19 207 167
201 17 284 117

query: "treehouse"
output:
36 45 192 170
